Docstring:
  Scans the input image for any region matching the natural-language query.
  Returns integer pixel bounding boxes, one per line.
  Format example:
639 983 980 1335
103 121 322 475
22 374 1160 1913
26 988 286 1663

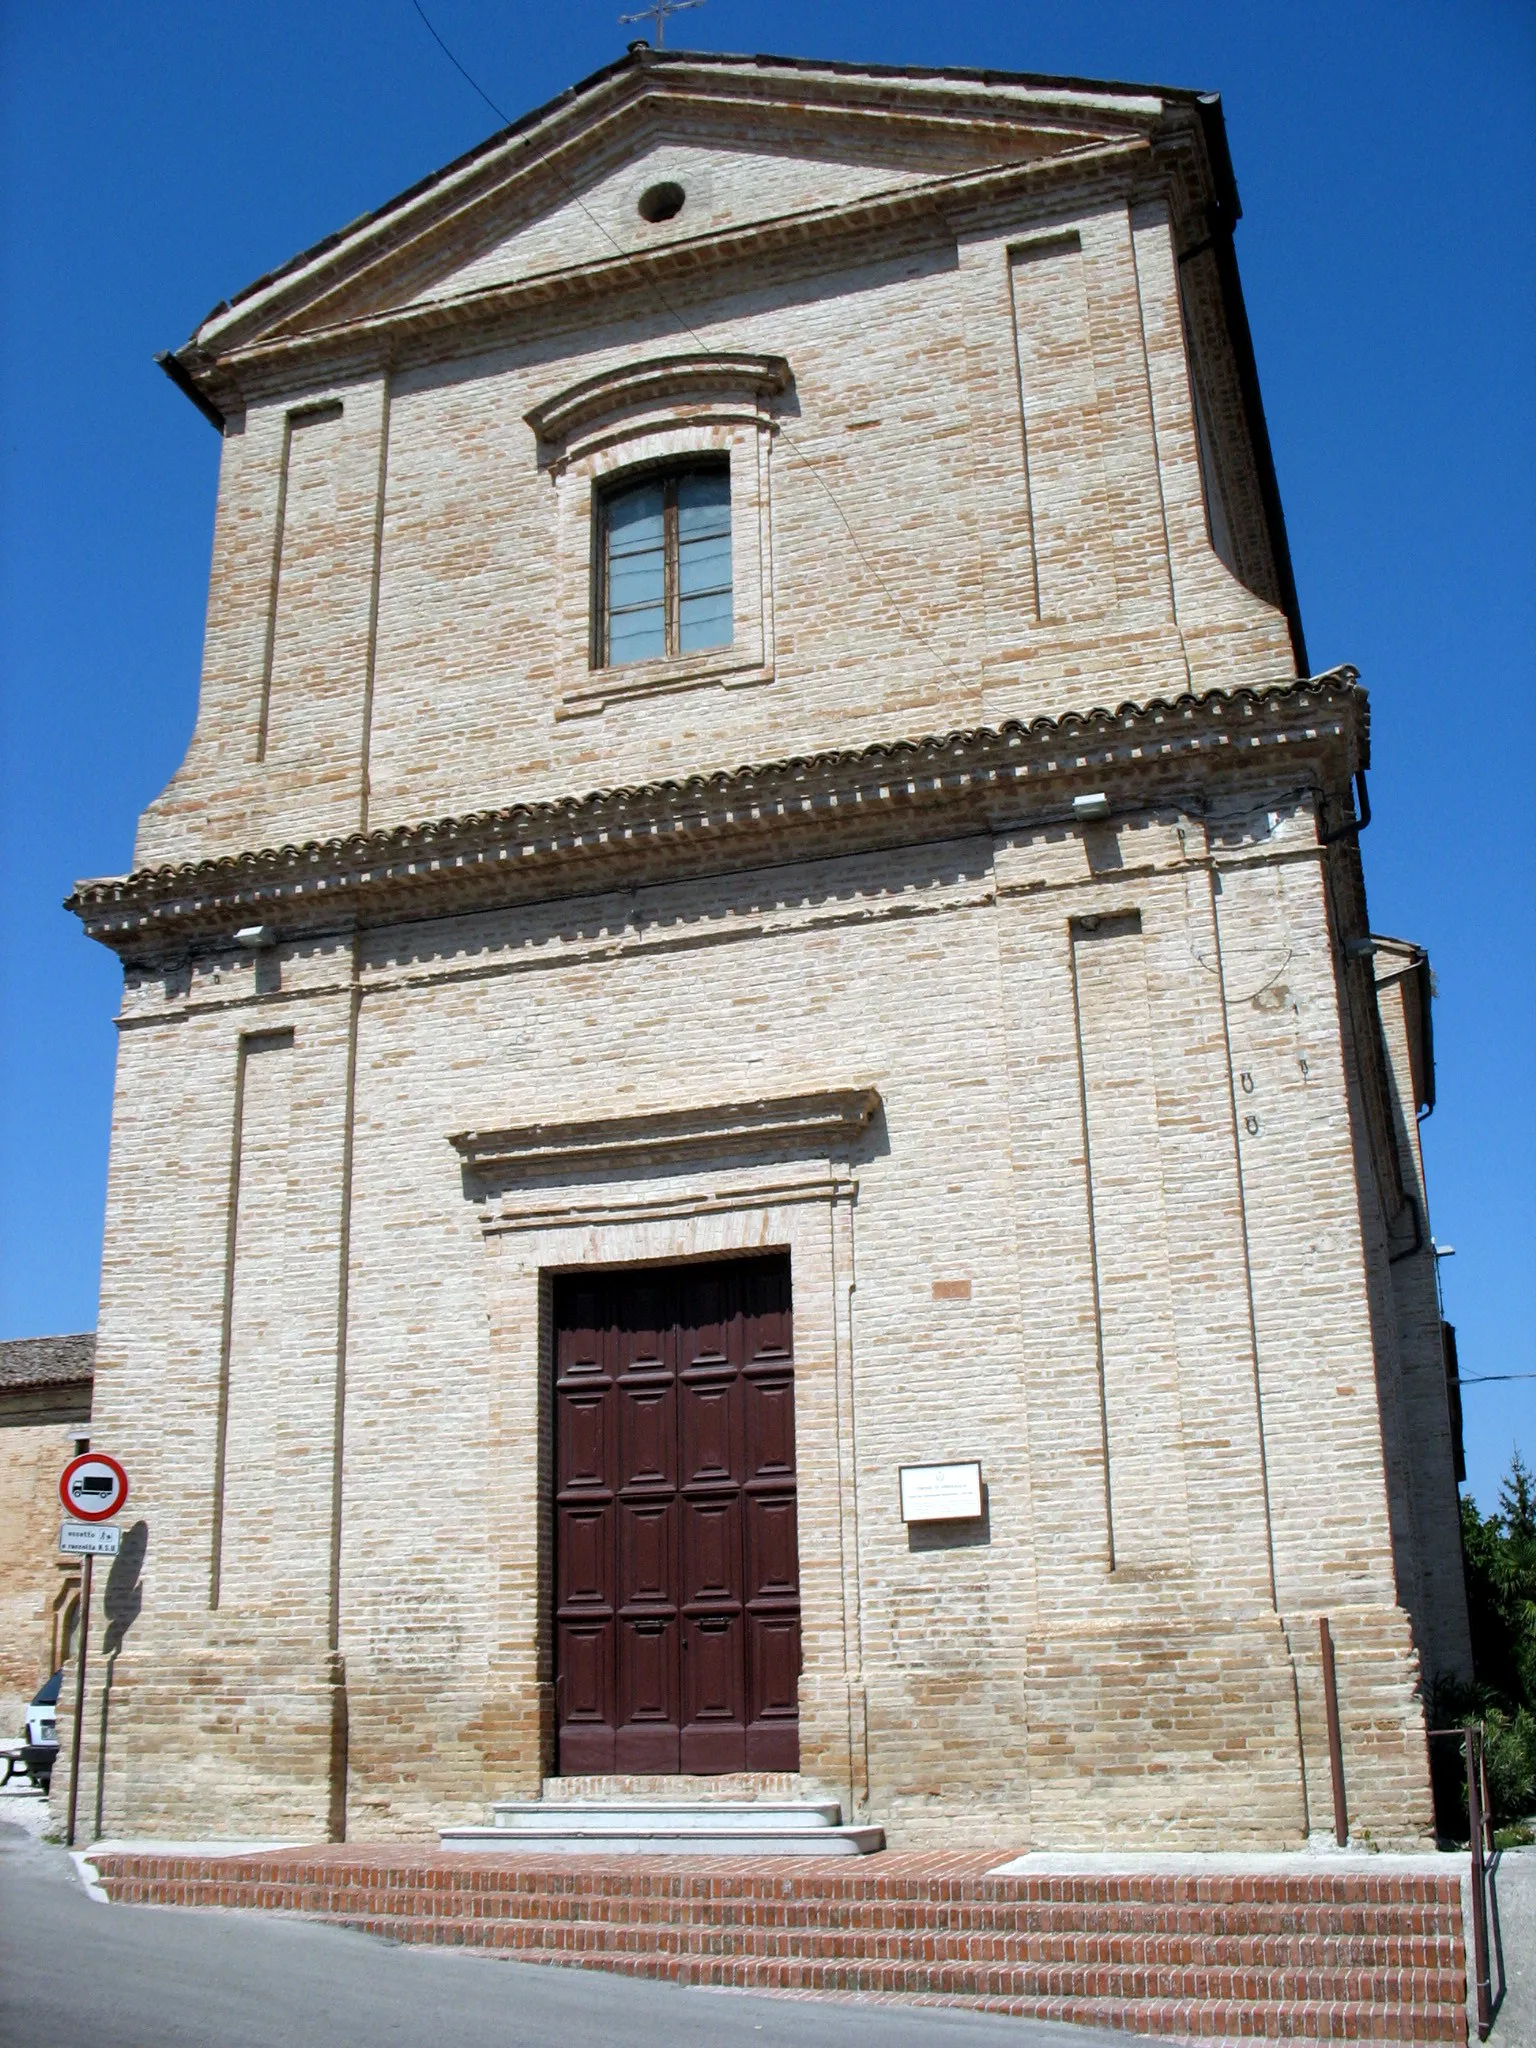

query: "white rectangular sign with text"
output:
898 1461 983 1524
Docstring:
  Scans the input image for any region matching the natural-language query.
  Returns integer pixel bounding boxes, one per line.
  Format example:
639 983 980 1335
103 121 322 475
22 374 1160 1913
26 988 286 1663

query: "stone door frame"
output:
462 1107 874 1813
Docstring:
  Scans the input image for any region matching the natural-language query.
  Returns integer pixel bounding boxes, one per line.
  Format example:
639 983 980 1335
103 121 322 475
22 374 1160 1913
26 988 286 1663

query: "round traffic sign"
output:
59 1452 129 1523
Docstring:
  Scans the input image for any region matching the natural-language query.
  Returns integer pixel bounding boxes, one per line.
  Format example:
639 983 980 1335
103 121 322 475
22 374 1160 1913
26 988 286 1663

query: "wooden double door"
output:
553 1255 800 1774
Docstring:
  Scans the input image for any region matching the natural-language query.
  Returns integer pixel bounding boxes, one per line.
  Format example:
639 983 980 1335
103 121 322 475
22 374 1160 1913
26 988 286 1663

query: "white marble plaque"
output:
898 1460 983 1524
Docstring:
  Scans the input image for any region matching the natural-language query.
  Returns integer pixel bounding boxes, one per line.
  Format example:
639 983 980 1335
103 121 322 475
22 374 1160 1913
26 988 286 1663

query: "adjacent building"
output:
0 1335 94 1732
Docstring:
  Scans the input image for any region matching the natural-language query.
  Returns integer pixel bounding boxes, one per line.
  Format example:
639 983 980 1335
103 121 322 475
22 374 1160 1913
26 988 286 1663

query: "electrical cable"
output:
408 0 965 688
411 0 513 127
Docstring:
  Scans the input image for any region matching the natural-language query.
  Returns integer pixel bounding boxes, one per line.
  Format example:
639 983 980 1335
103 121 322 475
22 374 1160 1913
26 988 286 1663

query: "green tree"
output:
1437 1450 1536 1832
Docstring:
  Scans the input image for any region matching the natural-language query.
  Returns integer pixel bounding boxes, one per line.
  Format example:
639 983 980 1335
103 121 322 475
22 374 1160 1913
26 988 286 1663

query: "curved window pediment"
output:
525 352 792 464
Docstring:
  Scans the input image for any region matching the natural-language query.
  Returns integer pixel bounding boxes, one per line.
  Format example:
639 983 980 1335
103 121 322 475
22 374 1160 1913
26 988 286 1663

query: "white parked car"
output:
1 1672 62 1791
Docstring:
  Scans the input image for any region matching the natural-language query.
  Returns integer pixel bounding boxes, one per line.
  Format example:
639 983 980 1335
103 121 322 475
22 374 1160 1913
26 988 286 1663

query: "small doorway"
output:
553 1254 800 1774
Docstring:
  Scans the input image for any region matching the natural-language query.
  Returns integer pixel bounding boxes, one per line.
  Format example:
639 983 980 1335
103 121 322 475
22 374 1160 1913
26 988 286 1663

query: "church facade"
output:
65 50 1468 1849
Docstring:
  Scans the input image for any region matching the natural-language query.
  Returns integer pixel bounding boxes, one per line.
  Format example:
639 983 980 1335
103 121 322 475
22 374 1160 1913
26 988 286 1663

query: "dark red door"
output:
554 1256 799 1775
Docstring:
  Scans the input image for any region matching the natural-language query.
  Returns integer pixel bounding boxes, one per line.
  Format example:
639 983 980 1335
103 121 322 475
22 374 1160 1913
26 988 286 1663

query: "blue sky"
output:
1 1 1531 1511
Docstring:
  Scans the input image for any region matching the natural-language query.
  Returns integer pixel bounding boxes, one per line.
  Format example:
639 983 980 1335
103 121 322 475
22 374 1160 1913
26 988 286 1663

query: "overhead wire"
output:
408 0 965 688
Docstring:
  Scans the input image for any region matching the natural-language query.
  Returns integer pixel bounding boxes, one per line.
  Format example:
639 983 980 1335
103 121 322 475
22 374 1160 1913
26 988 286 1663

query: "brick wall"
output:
61 784 1449 1848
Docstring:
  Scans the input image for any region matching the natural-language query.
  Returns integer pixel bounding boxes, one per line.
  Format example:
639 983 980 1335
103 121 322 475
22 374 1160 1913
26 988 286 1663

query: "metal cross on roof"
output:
618 0 704 47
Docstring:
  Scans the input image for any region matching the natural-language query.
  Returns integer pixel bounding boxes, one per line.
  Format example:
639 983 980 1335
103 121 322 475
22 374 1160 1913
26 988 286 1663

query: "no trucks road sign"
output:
59 1451 129 1523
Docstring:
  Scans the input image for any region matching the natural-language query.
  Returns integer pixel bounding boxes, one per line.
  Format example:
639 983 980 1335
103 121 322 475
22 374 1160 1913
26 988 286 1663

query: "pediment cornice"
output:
68 673 1364 964
184 137 1152 416
187 54 1184 360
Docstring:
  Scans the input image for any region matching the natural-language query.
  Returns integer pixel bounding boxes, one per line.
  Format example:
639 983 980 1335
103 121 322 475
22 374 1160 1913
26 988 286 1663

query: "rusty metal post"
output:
1467 1726 1492 2040
64 1551 92 1848
1319 1616 1348 1846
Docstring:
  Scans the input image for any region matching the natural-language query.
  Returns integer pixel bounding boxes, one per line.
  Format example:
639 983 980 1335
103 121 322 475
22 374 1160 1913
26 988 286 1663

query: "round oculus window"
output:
637 180 685 224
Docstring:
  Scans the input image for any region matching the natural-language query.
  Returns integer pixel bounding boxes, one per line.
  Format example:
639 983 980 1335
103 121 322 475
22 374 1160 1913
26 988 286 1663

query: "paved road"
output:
1490 1848 1536 2048
0 1823 1119 2048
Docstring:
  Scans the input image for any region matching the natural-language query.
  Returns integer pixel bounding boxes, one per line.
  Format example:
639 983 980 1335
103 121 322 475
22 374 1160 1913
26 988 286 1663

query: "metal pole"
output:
1320 1616 1348 1846
1467 1726 1492 2040
65 1551 92 1849
1479 1738 1495 1857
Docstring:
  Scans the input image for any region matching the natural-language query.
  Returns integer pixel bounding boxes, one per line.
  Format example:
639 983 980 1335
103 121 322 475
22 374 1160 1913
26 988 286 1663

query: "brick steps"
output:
312 1916 1465 2009
88 1848 1468 2042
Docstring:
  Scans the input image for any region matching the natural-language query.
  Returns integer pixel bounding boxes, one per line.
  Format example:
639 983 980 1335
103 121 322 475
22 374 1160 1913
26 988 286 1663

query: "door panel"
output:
744 1377 795 1478
745 1492 799 1599
680 1379 737 1484
619 1381 675 1487
749 1611 801 1714
681 1494 740 1602
746 1611 801 1769
559 1503 610 1607
560 1390 608 1489
617 1498 672 1604
554 1255 798 1776
557 1620 614 1771
682 1611 746 1771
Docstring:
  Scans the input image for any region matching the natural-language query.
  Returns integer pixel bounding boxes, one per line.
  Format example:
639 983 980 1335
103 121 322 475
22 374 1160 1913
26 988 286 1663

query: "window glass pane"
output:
677 532 731 597
679 587 733 652
605 480 665 664
676 469 730 536
676 469 732 652
607 481 665 553
609 607 666 663
599 467 732 666
608 553 665 611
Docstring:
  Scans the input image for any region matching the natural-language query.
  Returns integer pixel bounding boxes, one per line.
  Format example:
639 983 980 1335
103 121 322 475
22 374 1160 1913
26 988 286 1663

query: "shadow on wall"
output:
94 1520 147 1840
908 1484 992 1553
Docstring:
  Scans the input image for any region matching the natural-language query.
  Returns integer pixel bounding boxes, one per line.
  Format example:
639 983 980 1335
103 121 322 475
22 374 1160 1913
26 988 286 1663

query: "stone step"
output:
443 1795 880 1854
442 1818 884 1856
488 1797 846 1832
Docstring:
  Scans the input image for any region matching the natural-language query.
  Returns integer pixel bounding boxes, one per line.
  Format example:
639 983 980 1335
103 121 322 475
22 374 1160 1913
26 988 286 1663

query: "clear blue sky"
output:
1 2 1531 1511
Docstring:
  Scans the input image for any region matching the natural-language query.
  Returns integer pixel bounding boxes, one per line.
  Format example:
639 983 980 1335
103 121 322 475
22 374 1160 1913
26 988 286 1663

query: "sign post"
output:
65 1553 93 1848
57 1453 129 1847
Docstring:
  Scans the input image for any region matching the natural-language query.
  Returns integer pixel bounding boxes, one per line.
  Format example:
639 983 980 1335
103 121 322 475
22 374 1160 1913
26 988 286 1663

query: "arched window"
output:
599 463 732 667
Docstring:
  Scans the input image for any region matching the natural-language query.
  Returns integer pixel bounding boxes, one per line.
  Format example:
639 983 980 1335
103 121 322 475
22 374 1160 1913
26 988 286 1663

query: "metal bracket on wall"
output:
1318 771 1371 845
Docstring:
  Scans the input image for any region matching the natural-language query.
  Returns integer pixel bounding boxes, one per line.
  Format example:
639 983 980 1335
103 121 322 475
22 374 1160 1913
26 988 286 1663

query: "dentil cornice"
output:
67 671 1365 964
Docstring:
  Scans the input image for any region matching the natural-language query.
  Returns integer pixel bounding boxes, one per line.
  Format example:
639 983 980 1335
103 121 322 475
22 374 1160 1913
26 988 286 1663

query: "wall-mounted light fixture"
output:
234 926 275 950
1073 793 1111 821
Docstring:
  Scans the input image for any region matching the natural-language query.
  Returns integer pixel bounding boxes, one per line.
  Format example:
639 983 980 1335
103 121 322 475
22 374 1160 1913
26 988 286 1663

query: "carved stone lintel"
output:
452 1086 881 1186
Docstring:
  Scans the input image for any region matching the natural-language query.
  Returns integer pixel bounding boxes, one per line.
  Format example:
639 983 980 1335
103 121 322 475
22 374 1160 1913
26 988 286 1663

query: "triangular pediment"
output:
185 53 1183 364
